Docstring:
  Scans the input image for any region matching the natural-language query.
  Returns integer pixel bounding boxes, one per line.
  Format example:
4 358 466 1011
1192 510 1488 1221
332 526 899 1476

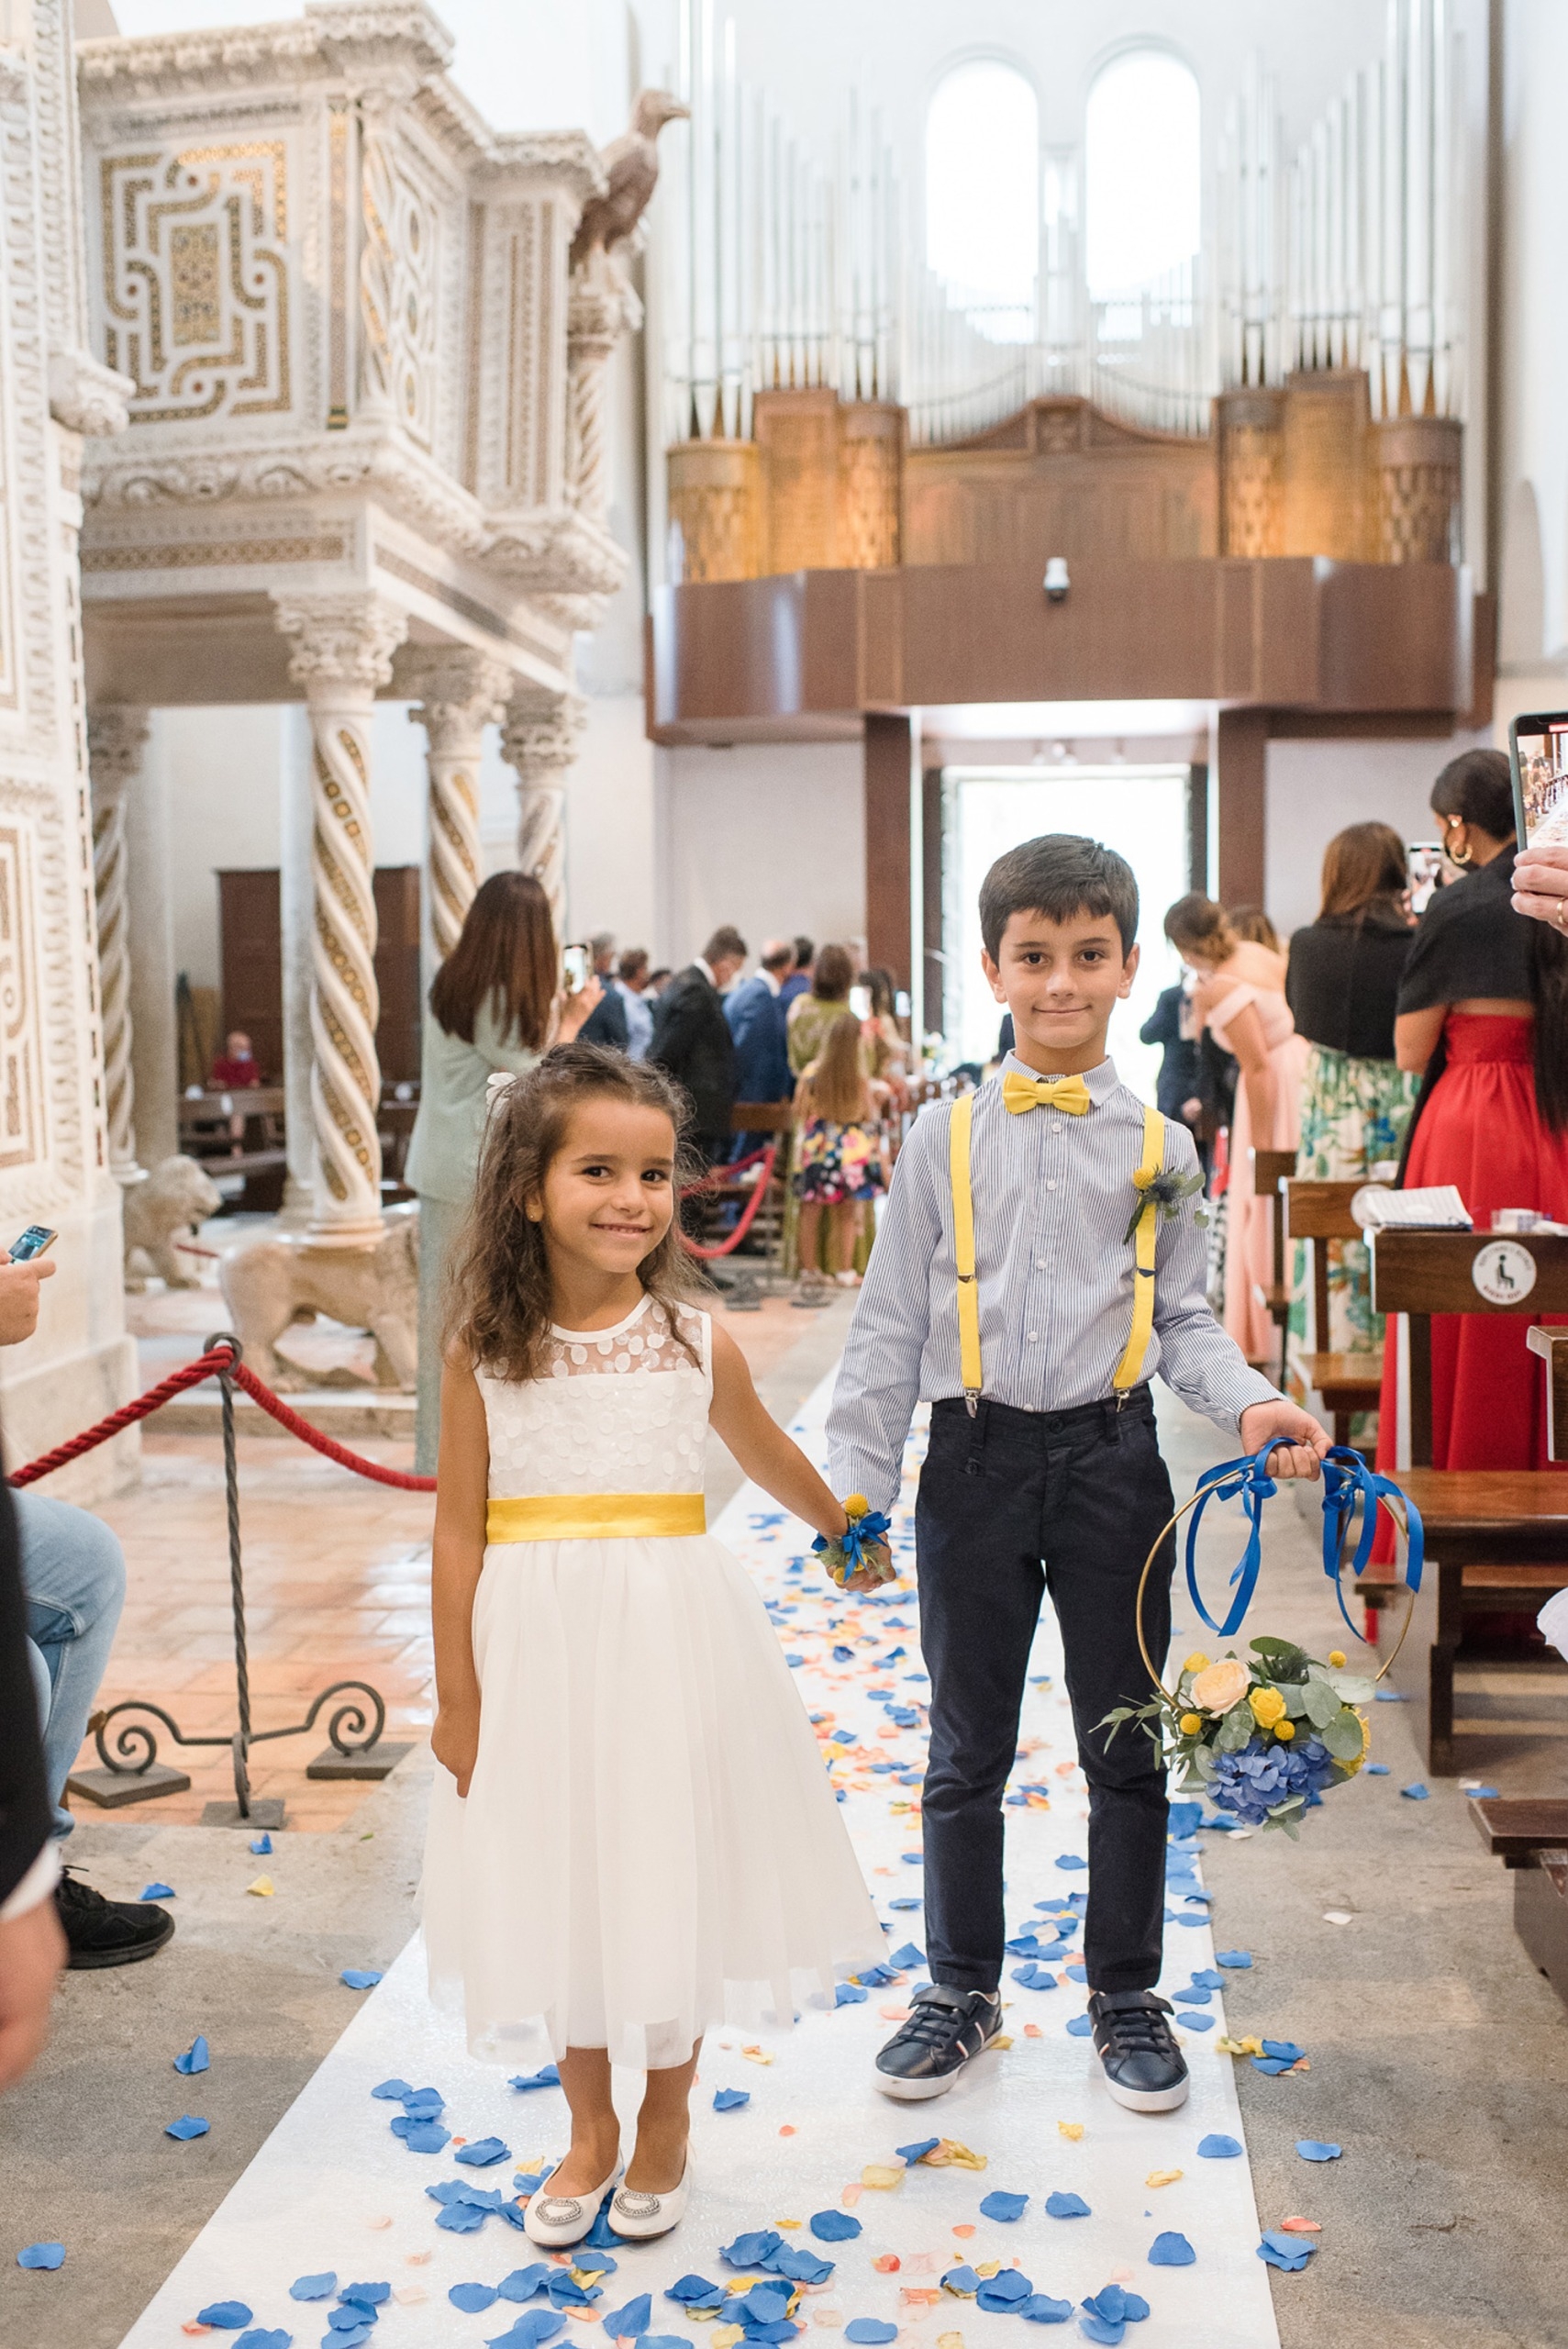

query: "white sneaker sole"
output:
873 2028 1002 2101
1099 2070 1191 2113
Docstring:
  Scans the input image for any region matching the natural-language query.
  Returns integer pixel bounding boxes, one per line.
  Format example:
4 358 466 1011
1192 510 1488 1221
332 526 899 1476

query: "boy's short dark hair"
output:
979 834 1140 961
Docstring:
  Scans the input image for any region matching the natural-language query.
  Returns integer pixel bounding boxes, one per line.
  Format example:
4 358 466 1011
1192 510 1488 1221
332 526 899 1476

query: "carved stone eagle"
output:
570 88 690 272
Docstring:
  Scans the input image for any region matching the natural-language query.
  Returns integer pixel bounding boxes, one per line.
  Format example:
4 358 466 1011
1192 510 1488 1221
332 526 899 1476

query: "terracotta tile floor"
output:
68 1272 819 1832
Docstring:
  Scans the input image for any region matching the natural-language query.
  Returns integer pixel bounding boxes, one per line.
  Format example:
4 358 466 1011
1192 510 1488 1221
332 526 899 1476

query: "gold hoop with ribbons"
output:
1133 1479 1419 1705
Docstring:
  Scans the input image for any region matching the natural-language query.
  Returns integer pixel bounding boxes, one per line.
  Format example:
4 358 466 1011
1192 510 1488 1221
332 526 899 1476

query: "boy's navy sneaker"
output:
1088 1988 1189 2111
873 1984 1003 2099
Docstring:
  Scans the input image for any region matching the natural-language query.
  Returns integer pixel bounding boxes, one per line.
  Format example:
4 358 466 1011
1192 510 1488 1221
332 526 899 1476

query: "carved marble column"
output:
500 693 586 951
566 259 637 529
272 594 406 1247
87 707 150 1183
403 649 511 962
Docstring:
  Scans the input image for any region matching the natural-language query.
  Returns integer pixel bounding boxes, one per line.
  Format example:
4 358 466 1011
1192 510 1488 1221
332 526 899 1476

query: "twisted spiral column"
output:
500 693 586 952
566 268 628 528
87 707 150 1184
273 594 406 1248
403 650 511 962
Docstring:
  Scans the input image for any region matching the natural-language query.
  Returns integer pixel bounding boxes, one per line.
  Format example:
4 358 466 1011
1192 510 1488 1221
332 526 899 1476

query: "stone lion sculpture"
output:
217 1202 419 1392
122 1153 224 1290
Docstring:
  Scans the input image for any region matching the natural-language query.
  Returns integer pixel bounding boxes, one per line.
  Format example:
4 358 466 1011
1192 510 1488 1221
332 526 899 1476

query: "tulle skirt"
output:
422 1532 885 2068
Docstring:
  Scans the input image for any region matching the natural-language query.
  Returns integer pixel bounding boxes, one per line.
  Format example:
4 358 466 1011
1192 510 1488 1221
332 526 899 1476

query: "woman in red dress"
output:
1376 750 1568 1477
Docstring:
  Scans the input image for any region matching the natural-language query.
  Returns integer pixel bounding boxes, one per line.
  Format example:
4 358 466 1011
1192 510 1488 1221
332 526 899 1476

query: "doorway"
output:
942 764 1193 1102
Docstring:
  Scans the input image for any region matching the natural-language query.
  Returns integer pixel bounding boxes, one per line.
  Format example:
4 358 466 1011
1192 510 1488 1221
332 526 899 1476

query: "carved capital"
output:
87 706 151 805
50 349 134 440
500 691 586 785
272 593 407 698
399 646 512 753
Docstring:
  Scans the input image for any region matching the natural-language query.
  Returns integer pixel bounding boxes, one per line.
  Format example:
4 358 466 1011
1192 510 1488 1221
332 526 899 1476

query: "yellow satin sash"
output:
485 1492 707 1543
948 1090 1166 1404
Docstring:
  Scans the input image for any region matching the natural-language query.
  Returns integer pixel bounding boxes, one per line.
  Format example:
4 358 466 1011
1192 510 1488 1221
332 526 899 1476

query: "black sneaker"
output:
55 1866 175 1971
873 1984 1003 2101
1088 1989 1189 2112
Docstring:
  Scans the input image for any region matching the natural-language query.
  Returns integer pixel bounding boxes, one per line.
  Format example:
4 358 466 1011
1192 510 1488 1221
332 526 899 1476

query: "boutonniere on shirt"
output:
1123 1164 1208 1245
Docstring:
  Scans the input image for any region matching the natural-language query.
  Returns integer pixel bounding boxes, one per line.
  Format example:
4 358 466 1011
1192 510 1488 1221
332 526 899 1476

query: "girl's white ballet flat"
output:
608 2152 693 2240
522 2156 624 2247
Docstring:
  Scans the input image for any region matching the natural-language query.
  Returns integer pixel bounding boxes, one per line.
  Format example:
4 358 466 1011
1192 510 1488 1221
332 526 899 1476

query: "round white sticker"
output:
1472 1240 1538 1306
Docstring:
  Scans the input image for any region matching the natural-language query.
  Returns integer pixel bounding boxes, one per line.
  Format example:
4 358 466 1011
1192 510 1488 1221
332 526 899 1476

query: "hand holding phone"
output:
0 1229 56 1347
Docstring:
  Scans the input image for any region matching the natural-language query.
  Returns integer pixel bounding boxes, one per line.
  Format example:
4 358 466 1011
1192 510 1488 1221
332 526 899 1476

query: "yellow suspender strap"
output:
950 1092 983 1409
1113 1105 1166 1392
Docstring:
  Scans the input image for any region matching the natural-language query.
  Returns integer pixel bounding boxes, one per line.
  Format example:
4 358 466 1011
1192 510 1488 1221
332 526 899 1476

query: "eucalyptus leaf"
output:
1189 1746 1218 1780
1282 1683 1311 1718
1250 1636 1310 1683
1215 1703 1256 1753
1325 1673 1377 1705
1302 1678 1342 1730
1319 1710 1366 1760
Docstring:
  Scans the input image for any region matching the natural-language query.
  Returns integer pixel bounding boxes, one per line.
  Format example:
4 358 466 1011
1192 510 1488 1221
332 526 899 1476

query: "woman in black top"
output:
1286 822 1419 1361
1373 749 1568 1486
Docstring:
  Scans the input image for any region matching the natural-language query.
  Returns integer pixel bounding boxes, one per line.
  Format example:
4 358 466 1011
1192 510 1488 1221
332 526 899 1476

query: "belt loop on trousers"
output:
965 1396 988 1476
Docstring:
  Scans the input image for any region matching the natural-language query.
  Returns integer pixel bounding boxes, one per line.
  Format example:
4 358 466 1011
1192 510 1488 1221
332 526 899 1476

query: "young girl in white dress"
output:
423 1042 887 2248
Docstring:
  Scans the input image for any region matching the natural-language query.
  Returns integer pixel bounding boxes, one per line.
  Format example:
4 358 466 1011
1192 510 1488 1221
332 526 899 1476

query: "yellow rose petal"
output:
1183 1652 1211 1674
246 1875 274 1898
1146 2168 1184 2188
1057 2121 1084 2142
861 2164 905 2190
1248 1685 1286 1728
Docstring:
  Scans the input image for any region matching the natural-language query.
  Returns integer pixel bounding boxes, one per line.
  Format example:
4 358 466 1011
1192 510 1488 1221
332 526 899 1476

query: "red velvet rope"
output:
10 1341 437 1494
678 1142 774 1199
681 1145 777 1259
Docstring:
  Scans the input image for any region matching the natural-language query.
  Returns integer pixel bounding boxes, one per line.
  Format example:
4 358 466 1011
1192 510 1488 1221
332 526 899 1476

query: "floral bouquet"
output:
1101 1635 1374 1836
812 1496 896 1591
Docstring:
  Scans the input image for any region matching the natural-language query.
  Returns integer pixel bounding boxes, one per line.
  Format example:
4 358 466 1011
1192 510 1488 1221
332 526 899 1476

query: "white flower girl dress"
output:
423 1294 885 2067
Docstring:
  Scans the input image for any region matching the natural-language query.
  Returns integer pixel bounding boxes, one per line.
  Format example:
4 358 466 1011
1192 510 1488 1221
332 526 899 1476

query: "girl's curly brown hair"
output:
444 1041 707 1384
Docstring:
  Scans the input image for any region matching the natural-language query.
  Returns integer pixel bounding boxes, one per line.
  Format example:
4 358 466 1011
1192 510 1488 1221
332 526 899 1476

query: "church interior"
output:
5 1 1568 2343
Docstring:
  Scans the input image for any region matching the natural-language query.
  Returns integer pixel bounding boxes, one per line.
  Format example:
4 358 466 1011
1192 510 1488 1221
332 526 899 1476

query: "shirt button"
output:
1046 1180 1058 1192
1028 1331 1039 1342
1036 1256 1048 1267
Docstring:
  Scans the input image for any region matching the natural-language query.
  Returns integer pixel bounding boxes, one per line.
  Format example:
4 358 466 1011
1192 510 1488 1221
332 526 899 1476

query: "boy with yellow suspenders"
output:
826 836 1328 2113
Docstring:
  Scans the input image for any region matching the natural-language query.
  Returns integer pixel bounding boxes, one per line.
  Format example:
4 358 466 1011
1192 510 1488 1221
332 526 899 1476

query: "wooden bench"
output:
1471 1796 1568 2009
1369 1228 1568 1772
1282 1176 1384 1441
1249 1147 1296 1387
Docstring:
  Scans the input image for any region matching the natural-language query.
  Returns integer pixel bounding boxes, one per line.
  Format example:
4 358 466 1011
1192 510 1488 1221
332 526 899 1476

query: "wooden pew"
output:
1249 1147 1296 1387
1470 1796 1568 2009
1282 1176 1384 1442
1368 1228 1568 1772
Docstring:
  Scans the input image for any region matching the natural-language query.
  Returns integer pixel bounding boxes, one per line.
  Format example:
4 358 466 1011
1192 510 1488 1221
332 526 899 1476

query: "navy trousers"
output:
914 1387 1177 1996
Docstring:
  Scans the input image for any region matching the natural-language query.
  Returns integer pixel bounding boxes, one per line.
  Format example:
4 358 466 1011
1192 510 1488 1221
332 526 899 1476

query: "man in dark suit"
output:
779 935 814 1009
725 938 794 1154
650 924 748 1162
577 930 629 1052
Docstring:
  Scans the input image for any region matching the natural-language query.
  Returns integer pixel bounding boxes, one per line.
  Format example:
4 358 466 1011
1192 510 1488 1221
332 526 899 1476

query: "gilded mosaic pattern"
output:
99 140 290 423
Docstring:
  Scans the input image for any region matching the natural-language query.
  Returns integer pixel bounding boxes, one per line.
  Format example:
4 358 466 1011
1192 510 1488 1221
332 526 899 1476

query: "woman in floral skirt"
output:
793 1011 889 1289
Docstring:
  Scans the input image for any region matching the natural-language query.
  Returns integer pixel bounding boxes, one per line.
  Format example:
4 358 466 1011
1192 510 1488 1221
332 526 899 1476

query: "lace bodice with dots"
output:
476 1294 712 1508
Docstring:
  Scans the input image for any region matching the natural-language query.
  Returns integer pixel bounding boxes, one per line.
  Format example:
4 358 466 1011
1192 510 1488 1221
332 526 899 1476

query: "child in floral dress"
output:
793 1010 888 1288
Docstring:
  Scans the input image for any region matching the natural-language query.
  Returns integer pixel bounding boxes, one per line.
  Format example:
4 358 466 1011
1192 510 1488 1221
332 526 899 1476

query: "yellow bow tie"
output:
1001 1070 1093 1117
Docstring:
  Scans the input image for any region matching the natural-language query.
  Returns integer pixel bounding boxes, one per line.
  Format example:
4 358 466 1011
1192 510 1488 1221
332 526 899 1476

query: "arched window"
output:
925 61 1039 342
1084 49 1201 298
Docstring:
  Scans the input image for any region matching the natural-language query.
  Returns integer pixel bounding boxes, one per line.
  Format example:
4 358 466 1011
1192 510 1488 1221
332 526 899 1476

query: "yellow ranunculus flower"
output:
1248 1685 1286 1728
1273 1719 1296 1741
1328 1650 1346 1669
1189 1658 1249 1714
1178 1712 1203 1736
1183 1652 1211 1675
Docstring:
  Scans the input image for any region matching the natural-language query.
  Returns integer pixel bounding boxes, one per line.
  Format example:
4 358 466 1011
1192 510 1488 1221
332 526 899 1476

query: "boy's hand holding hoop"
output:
813 1496 896 1592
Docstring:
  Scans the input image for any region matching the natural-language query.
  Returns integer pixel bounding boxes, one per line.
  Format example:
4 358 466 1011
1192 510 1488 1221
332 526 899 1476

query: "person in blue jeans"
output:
3 1244 173 1967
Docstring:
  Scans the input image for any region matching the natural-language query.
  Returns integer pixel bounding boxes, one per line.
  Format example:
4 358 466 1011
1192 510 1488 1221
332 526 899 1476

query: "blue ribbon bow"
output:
1182 1443 1421 1646
812 1509 893 1584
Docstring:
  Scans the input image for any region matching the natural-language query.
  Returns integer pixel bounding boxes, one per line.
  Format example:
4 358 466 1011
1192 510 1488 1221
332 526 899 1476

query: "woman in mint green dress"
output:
1284 823 1419 1365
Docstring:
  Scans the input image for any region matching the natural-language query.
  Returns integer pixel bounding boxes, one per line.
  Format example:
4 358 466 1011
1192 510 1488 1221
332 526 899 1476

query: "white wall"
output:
156 701 430 992
655 740 866 970
1262 732 1488 940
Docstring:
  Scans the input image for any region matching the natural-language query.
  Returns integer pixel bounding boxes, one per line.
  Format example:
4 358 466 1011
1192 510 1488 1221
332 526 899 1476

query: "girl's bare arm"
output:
708 1321 849 1542
429 1351 490 1796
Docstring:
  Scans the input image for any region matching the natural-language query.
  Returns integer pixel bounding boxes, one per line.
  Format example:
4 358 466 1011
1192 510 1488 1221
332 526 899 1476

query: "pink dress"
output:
1204 952 1310 1366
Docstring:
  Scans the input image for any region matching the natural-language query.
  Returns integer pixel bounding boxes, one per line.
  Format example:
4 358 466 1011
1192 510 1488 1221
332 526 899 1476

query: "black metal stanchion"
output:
69 1331 407 1827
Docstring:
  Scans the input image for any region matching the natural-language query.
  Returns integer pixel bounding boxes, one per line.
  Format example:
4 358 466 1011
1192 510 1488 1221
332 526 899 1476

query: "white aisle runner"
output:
120 1372 1279 2349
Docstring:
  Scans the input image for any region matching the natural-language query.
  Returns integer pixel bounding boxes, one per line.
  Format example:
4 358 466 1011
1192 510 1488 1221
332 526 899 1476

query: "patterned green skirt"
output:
1288 1044 1421 1358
